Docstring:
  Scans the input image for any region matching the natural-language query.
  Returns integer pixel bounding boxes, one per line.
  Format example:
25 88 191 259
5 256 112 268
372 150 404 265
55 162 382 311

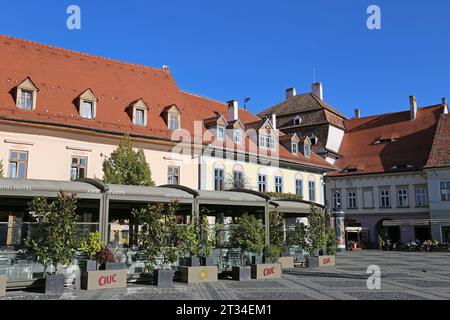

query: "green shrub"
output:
230 214 265 265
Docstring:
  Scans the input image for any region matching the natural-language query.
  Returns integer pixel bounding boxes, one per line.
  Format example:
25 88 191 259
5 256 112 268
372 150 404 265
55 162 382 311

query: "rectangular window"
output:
292 143 298 154
363 188 374 208
134 109 145 126
259 135 275 150
8 151 28 179
81 101 94 119
332 189 341 209
233 171 244 189
380 188 391 208
442 226 450 243
397 188 409 208
234 130 242 144
71 157 87 181
258 174 267 192
167 166 180 185
217 126 225 141
295 179 303 196
275 176 283 193
441 181 450 201
20 90 33 110
214 169 225 191
169 114 180 130
304 145 311 157
309 181 316 202
348 190 357 209
415 187 428 207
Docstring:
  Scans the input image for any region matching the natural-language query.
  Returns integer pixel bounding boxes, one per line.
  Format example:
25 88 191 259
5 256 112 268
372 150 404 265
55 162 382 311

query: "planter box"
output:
45 274 66 295
81 269 127 290
179 266 218 283
305 256 319 268
318 255 336 267
251 256 263 265
200 256 214 266
105 262 126 270
278 256 295 269
0 275 6 297
180 257 201 267
79 260 97 272
251 264 282 280
153 269 174 287
232 266 251 281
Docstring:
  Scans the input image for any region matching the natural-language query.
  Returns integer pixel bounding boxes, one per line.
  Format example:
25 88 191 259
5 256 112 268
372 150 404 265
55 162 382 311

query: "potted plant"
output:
179 222 200 267
25 192 81 294
286 205 328 268
198 213 215 266
132 201 180 287
229 214 265 281
264 245 281 263
79 231 103 271
98 245 125 270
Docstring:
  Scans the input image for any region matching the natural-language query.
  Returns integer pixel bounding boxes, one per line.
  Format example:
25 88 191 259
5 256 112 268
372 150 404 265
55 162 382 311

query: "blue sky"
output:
1 1 449 118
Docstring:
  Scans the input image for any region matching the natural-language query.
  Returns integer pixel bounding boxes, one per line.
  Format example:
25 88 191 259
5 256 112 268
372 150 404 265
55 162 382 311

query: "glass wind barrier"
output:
0 222 99 282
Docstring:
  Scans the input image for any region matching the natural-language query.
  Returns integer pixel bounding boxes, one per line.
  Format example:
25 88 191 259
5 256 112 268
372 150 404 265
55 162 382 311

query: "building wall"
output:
0 123 199 189
426 168 450 241
325 172 431 244
201 155 324 204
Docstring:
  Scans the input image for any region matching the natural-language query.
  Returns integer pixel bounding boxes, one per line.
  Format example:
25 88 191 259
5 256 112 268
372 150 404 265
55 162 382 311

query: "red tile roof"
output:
425 113 450 169
329 105 444 176
0 35 334 171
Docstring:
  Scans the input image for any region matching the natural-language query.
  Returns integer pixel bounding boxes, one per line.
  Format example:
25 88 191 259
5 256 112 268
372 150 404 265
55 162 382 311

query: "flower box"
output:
251 263 282 280
81 269 128 290
179 266 218 283
0 275 6 297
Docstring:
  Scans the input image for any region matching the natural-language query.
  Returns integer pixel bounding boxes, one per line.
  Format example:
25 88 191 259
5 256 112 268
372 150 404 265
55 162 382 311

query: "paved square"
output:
1 251 450 300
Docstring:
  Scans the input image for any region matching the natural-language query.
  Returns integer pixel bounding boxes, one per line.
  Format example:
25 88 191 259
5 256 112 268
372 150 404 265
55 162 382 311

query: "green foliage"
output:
132 201 181 271
264 245 281 263
102 135 155 186
179 223 199 258
80 232 103 260
325 228 338 255
264 192 303 200
269 211 284 248
179 211 215 258
286 205 328 257
230 214 265 265
25 192 81 272
198 213 215 257
0 159 3 177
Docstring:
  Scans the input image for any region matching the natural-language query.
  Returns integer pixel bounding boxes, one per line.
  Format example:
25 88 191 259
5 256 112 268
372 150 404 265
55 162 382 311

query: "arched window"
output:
293 115 302 125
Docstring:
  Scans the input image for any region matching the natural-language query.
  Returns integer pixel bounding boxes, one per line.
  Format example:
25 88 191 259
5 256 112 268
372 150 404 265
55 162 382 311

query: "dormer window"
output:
76 89 98 119
234 129 242 144
15 78 38 111
217 126 225 141
161 105 181 130
259 134 275 149
169 113 180 130
292 142 298 154
80 101 94 119
127 99 148 126
293 115 302 125
304 144 311 158
309 134 318 145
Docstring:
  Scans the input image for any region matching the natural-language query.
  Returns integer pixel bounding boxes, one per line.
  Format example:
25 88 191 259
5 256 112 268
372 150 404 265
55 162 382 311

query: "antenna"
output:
243 97 251 110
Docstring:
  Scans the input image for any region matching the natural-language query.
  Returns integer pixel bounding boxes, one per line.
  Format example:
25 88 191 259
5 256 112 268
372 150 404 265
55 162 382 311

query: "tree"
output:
229 214 265 265
25 192 81 274
102 135 155 186
225 173 252 190
325 228 338 255
286 205 327 257
269 211 284 248
132 201 181 271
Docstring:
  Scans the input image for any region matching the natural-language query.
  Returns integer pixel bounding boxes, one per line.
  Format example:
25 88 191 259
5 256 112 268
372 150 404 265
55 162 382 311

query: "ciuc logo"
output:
263 267 276 277
98 274 117 287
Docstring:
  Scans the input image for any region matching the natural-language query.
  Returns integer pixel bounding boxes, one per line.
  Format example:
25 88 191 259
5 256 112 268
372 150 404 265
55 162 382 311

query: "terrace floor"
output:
2 250 450 300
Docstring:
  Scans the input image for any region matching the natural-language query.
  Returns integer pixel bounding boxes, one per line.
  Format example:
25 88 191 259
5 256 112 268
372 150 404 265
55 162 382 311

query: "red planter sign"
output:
251 264 282 279
81 270 127 290
318 255 336 267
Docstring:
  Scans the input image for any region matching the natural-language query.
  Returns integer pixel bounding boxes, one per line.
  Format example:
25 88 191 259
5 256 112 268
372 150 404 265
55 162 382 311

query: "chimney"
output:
227 100 239 121
442 97 448 114
312 82 323 100
286 88 296 99
409 95 417 120
354 108 361 119
271 112 277 131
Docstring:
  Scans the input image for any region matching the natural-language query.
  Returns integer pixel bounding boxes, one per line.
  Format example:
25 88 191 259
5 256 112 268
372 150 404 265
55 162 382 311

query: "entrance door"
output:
376 219 400 243
414 226 431 241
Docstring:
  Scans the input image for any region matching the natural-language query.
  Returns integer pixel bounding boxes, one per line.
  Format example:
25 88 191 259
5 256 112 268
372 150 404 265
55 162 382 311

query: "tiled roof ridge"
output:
425 113 450 168
0 34 166 74
179 89 228 106
309 93 348 119
346 104 443 123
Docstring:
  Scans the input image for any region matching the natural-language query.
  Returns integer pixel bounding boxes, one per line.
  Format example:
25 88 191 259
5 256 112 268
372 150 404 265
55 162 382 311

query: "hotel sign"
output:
81 270 127 290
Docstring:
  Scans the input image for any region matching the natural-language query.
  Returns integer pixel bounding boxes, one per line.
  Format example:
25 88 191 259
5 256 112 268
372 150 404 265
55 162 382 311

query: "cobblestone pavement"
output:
2 251 450 300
